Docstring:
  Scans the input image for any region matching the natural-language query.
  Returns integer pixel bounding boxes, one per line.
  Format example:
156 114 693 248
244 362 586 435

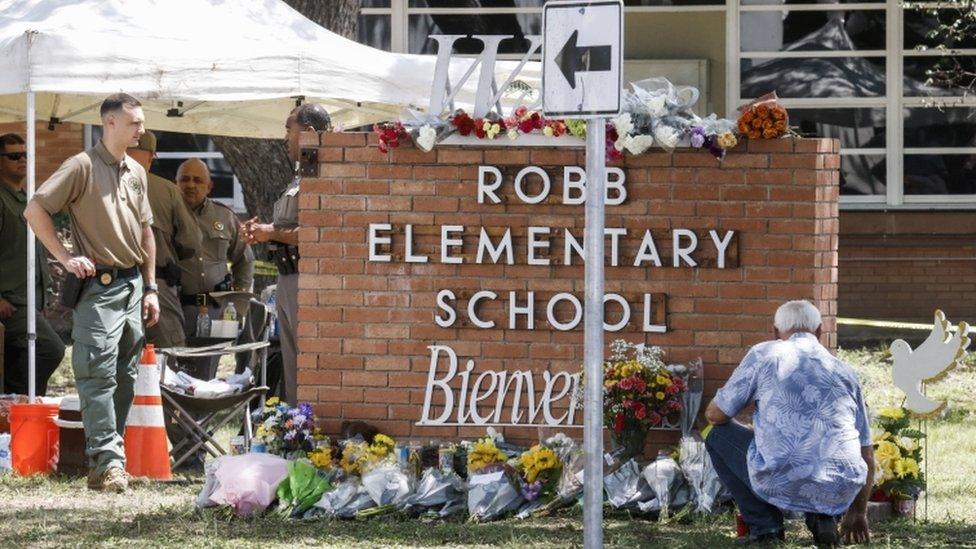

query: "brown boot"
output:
88 466 128 493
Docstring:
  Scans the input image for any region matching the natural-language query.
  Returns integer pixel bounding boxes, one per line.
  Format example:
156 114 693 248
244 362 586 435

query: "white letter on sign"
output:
441 225 464 264
368 223 392 262
405 224 429 263
673 229 699 267
468 290 496 329
606 167 627 205
435 289 457 327
709 229 735 269
514 166 551 204
562 166 585 205
420 345 457 424
478 166 503 204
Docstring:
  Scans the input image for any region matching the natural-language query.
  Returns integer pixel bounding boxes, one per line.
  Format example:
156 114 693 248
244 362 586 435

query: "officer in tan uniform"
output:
177 158 253 370
25 93 159 493
127 132 202 348
243 103 330 406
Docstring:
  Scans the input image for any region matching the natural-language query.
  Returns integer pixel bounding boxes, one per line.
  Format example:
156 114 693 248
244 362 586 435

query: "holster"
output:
269 243 300 276
156 262 182 287
60 273 86 309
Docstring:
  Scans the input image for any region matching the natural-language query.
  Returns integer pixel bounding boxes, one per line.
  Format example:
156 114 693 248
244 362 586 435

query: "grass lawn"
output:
3 347 976 547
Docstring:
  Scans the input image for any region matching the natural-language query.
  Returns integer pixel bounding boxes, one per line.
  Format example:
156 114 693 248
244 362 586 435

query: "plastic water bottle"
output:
196 306 211 337
222 301 238 322
266 292 278 339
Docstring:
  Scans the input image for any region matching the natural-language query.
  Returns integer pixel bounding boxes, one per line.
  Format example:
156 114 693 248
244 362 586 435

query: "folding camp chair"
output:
159 298 271 468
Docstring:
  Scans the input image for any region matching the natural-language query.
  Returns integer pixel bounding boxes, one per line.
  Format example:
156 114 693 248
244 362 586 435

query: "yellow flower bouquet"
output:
339 433 397 476
871 406 925 502
514 444 563 502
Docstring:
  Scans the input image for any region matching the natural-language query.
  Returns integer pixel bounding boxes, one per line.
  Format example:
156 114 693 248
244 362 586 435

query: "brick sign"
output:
298 134 839 443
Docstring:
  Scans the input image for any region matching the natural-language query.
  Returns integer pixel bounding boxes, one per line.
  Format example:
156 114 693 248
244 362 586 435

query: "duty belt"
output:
270 243 300 276
95 265 139 286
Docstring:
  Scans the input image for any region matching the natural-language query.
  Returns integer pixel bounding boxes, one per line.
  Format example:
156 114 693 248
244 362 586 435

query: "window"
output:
85 127 245 212
732 1 976 208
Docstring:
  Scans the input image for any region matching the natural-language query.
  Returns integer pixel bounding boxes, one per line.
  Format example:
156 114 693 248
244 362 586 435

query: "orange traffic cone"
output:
123 344 172 480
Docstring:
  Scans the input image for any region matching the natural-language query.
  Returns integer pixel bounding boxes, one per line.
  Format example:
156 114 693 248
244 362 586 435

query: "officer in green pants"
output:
25 93 160 493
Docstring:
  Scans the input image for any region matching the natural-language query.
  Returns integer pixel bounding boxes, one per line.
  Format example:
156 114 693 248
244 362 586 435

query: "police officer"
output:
243 103 331 406
127 132 202 348
177 158 253 374
0 133 66 396
25 93 159 493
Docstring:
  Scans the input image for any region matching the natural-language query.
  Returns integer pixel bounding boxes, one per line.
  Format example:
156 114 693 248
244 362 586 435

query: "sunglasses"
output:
1 153 25 161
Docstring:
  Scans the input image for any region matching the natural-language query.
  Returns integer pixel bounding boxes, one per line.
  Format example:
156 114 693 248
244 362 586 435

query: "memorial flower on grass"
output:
870 405 925 502
515 444 562 502
339 433 397 476
251 398 321 457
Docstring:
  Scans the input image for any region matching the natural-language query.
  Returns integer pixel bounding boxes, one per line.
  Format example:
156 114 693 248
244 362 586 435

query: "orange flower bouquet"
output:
737 92 789 140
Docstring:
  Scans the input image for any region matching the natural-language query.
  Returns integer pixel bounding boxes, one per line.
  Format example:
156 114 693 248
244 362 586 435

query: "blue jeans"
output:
705 422 784 536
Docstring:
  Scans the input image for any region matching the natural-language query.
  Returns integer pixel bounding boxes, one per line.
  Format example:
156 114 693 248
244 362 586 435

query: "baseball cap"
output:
132 131 157 153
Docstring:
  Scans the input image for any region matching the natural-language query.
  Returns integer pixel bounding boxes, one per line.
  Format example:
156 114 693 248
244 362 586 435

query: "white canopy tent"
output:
0 0 541 399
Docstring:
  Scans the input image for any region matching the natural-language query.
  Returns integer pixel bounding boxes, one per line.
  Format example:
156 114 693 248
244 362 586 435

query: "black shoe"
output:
805 513 840 547
734 530 785 545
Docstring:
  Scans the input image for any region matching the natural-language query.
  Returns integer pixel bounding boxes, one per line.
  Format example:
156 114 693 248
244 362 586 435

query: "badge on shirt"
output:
214 221 224 231
123 175 143 195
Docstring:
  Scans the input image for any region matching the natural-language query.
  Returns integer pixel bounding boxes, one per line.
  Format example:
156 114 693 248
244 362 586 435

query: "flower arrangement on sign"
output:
339 433 397 476
736 91 790 140
870 406 925 505
597 340 687 459
514 444 563 503
251 397 324 457
375 77 740 161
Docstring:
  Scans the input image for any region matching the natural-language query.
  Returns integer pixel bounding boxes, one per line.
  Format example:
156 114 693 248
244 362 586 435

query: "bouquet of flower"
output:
465 437 523 521
251 398 322 458
871 406 925 502
339 433 397 476
594 340 687 459
514 444 562 503
373 121 408 153
737 91 789 140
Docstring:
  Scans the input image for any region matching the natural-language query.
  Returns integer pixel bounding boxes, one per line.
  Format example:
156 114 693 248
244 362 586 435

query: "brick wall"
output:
839 211 976 322
297 133 840 444
0 122 85 183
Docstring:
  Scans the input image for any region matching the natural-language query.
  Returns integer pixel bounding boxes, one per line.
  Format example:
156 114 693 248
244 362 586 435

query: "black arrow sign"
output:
554 30 612 90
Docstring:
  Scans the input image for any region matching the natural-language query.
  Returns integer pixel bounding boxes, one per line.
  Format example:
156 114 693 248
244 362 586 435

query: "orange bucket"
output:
10 403 60 475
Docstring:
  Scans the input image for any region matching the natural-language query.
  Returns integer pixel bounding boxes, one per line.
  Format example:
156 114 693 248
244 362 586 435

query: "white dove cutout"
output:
890 310 971 417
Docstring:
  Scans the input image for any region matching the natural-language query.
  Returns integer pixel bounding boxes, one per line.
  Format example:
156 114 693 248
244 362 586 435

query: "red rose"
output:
634 402 646 420
619 378 633 391
649 412 661 426
518 118 535 133
614 413 625 434
515 106 527 118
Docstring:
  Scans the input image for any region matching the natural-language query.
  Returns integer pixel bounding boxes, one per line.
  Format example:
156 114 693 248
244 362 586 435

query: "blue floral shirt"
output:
713 332 872 515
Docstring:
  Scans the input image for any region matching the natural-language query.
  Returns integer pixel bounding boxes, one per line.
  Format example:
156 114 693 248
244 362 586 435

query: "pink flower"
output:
634 402 646 420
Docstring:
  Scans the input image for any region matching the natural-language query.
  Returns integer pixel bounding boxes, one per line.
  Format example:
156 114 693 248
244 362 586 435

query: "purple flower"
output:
690 127 706 148
521 481 543 501
299 403 314 417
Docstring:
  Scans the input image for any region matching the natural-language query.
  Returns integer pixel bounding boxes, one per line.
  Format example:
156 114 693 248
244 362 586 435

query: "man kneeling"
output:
704 300 873 546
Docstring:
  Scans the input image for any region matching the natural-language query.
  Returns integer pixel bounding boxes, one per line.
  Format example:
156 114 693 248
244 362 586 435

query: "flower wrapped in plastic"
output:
737 91 789 140
465 437 523 521
511 443 563 518
678 434 729 513
871 406 926 502
250 398 322 458
399 467 467 517
276 459 336 518
641 452 687 517
401 110 453 152
307 478 376 519
362 464 414 507
207 453 290 517
339 433 397 477
604 458 655 510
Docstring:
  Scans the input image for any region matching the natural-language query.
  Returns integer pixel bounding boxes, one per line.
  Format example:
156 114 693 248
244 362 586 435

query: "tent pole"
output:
26 91 37 403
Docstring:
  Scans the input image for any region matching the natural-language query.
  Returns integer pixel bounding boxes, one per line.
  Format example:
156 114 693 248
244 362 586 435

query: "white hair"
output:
773 300 822 333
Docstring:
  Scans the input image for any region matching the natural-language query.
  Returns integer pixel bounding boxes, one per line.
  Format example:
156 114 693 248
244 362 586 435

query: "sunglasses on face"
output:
1 153 25 161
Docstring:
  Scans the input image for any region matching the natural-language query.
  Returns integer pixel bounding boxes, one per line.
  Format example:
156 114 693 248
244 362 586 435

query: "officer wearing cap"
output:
127 131 202 348
0 133 66 396
25 93 159 493
243 103 330 406
177 158 253 372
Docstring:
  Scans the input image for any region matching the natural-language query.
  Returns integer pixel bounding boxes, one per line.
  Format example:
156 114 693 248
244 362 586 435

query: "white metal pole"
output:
583 118 606 549
26 91 37 403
